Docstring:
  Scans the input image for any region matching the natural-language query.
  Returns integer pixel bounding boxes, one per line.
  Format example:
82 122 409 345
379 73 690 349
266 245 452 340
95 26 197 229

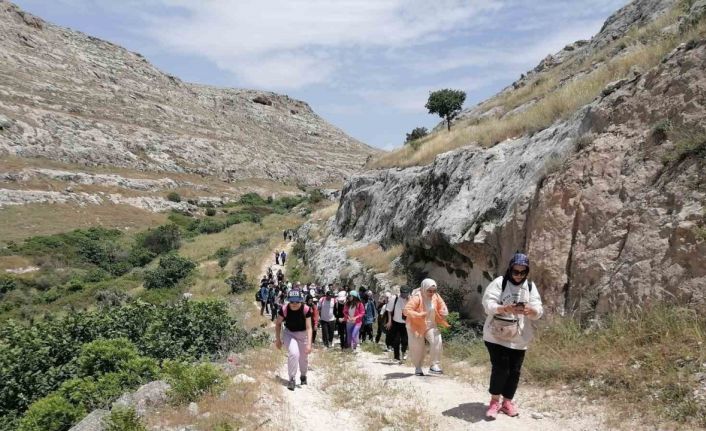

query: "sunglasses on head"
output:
511 269 529 276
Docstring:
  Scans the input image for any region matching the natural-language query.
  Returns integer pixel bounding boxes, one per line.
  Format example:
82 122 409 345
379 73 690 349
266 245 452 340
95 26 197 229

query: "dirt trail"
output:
255 245 607 431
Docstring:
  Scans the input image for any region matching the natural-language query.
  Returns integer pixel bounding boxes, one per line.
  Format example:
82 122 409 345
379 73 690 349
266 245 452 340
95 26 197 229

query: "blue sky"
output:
14 0 628 150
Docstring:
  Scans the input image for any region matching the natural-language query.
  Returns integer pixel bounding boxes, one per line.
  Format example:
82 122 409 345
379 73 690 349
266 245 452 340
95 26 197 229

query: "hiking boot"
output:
398 359 405 365
429 365 443 375
287 378 296 391
300 375 307 386
414 367 425 376
501 399 519 417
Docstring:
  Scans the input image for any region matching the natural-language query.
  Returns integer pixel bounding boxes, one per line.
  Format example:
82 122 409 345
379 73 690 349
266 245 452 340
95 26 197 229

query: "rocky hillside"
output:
302 0 706 321
0 1 379 188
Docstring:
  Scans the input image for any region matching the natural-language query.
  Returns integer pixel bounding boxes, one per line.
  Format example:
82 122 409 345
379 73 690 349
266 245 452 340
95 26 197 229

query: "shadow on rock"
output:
442 402 488 423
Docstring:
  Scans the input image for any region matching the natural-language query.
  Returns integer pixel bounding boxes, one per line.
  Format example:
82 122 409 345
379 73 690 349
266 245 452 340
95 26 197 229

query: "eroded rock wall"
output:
312 40 705 322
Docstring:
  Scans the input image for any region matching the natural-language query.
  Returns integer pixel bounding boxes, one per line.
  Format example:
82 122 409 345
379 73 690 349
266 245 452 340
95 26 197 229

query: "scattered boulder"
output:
68 409 109 431
187 402 199 416
252 95 273 106
112 380 171 417
0 114 11 130
233 374 256 384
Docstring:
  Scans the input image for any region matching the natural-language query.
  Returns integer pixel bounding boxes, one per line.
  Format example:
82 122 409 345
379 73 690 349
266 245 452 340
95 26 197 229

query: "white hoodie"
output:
482 276 543 350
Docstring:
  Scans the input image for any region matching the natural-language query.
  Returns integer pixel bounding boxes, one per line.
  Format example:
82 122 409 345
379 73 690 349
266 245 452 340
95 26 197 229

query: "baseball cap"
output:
400 286 411 294
287 290 304 303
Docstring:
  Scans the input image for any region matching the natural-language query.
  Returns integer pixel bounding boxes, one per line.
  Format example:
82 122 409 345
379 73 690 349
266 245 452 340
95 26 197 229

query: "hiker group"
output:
270 252 544 420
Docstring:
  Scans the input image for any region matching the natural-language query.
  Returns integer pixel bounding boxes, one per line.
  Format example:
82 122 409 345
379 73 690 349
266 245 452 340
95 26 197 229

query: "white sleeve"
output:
528 282 543 320
482 278 503 315
386 297 396 313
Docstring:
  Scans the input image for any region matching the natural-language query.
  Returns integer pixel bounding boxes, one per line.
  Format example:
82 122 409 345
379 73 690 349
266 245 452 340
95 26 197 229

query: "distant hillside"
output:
0 1 380 187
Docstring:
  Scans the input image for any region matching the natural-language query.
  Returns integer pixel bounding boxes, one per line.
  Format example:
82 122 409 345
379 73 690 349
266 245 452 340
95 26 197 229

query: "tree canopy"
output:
425 89 466 131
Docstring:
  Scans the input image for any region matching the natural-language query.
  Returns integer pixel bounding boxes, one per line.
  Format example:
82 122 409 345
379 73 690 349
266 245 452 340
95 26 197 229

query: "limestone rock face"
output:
0 1 379 187
324 40 706 320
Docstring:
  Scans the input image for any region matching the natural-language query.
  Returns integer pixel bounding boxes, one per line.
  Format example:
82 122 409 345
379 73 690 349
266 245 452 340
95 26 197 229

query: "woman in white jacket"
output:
482 253 543 419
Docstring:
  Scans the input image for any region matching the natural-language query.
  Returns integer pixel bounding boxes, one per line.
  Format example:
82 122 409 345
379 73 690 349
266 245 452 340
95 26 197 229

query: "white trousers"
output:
407 326 443 369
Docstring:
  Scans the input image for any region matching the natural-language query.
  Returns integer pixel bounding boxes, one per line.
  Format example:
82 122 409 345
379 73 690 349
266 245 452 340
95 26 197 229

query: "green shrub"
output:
225 262 252 294
104 407 146 431
82 268 109 283
405 126 429 143
194 219 226 234
143 254 196 289
0 299 241 420
167 211 193 228
0 274 17 295
308 189 325 204
238 192 266 206
17 394 85 431
65 278 84 292
77 338 140 377
135 224 181 256
162 361 226 404
225 210 262 226
166 192 181 203
205 208 217 217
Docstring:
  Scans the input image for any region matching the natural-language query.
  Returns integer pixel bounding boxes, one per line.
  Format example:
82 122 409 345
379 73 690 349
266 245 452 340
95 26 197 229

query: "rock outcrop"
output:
0 1 379 187
308 26 706 321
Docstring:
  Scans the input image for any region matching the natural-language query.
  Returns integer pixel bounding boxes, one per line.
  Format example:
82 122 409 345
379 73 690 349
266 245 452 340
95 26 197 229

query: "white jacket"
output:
482 276 543 350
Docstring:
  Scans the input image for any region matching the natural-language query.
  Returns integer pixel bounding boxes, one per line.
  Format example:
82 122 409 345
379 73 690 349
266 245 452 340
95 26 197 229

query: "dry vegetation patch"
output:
0 203 167 242
347 244 404 274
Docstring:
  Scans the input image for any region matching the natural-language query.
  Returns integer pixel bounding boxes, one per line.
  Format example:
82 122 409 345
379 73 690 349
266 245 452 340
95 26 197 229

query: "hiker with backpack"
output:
334 291 348 349
280 250 287 265
375 292 390 347
344 290 365 352
258 283 270 316
361 290 377 342
386 286 410 364
275 250 280 265
318 290 337 348
482 253 543 419
404 278 449 376
275 289 313 391
306 294 320 345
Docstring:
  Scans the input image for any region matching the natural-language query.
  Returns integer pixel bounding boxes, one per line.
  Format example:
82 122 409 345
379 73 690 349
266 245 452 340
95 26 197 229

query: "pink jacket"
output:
343 301 365 325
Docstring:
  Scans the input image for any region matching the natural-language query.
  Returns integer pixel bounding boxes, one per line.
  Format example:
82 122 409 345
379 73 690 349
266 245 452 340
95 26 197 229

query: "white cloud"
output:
139 0 502 88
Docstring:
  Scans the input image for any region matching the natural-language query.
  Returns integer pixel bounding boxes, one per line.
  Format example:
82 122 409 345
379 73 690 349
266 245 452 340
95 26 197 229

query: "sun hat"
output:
288 289 304 303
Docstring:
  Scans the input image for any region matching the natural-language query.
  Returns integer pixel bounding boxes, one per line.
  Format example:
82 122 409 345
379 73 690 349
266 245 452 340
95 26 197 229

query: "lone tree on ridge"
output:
425 89 466 131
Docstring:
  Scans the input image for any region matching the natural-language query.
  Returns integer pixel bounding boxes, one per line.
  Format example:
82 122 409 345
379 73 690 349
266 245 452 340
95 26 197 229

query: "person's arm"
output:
482 278 509 315
355 303 365 320
436 294 449 317
403 295 426 318
305 314 313 354
524 282 544 320
275 315 284 349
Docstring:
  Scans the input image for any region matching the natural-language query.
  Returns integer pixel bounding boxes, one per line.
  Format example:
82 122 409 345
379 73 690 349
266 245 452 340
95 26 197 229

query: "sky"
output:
14 0 628 150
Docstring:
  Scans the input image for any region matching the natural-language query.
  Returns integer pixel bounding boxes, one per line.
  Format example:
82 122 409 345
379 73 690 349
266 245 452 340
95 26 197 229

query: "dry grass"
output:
144 348 283 431
0 203 167 242
314 350 436 430
347 243 404 274
370 7 706 169
311 202 338 222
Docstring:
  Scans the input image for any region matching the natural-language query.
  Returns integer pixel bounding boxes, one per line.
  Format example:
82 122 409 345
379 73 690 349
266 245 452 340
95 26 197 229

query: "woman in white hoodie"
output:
482 253 543 419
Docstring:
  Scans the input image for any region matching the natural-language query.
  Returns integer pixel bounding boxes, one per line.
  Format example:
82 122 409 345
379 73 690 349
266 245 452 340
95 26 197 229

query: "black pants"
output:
361 323 374 342
390 321 408 360
271 304 279 322
337 320 348 348
321 320 335 347
485 341 526 399
375 317 386 343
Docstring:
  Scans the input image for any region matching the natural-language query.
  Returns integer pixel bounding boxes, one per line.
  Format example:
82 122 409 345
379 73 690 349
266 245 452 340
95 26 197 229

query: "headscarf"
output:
507 253 530 286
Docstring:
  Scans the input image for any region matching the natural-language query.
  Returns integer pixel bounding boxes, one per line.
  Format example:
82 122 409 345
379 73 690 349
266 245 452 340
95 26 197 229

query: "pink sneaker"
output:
486 399 501 419
501 399 519 417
